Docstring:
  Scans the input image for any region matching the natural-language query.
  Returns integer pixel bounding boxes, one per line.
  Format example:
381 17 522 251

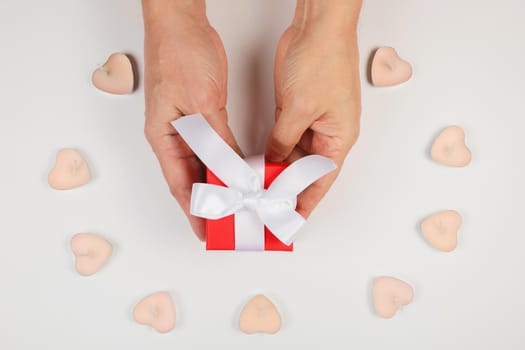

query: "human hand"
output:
266 0 362 219
142 0 241 240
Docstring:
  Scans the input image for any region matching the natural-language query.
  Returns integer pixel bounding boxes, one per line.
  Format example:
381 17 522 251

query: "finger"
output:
145 117 207 241
146 107 242 241
295 168 340 219
156 145 207 241
293 133 352 218
283 128 313 163
286 146 307 163
265 105 314 162
286 129 350 219
200 107 244 157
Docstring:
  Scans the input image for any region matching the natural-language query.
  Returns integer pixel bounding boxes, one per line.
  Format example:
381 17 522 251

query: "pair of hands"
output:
143 1 361 241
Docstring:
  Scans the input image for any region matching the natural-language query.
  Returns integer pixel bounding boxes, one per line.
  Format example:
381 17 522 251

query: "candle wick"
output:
78 249 92 257
436 219 445 233
258 305 268 316
150 305 160 318
71 159 79 176
444 144 455 155
386 59 396 71
393 296 402 308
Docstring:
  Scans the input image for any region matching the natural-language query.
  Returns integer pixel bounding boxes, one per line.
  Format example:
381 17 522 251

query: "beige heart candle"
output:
92 53 134 94
421 210 462 252
431 126 472 167
373 276 414 319
239 295 281 334
70 233 112 276
48 149 90 190
371 47 412 87
133 291 176 333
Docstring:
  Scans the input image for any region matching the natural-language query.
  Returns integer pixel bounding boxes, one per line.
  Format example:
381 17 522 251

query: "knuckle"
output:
348 125 360 145
340 126 360 151
168 186 180 199
144 123 155 145
342 105 361 148
169 186 189 207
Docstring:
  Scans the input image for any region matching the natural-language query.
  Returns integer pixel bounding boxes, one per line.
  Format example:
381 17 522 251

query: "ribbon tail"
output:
257 208 306 246
265 155 337 199
172 114 261 193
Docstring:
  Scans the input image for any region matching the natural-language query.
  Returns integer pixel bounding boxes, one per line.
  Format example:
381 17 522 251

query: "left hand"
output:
266 4 362 219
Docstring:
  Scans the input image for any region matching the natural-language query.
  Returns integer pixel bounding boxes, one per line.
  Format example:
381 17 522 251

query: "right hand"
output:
142 2 242 240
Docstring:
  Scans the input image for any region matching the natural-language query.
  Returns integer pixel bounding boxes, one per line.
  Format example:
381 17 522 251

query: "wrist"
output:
293 0 361 34
142 0 209 32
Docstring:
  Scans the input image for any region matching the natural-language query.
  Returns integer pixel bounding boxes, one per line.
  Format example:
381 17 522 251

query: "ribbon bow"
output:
172 114 336 250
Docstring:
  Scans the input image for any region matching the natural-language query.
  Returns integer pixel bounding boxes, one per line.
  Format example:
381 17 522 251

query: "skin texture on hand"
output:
267 0 362 219
142 0 362 240
142 0 241 240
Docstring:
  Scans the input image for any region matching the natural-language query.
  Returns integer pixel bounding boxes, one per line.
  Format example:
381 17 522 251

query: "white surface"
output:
1 0 524 349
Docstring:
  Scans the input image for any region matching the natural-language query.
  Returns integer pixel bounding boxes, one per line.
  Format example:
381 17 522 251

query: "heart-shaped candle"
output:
133 291 176 333
48 149 90 190
421 210 462 252
239 294 281 334
70 233 112 276
373 276 414 319
92 53 134 94
431 126 472 167
371 47 412 87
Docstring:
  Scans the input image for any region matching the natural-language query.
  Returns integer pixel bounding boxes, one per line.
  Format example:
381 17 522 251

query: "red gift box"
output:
205 162 294 251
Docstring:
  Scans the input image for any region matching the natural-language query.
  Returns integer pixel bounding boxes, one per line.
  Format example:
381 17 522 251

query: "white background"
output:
1 0 524 349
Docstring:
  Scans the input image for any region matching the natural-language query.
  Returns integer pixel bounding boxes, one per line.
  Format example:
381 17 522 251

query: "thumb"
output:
265 106 313 162
202 107 244 158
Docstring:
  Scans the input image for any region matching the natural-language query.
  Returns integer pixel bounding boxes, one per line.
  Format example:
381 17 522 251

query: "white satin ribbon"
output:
171 113 336 250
